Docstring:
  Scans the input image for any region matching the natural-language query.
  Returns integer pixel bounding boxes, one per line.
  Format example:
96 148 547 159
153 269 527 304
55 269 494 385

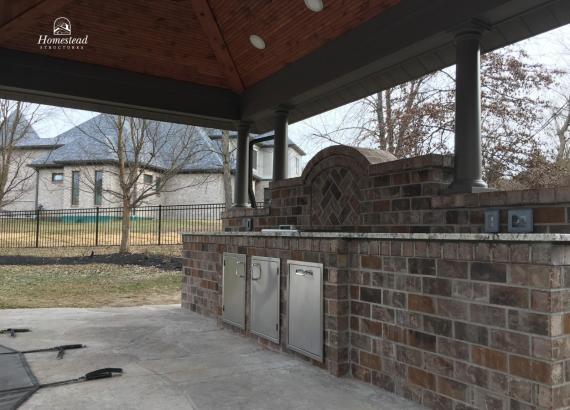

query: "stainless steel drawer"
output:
222 253 246 329
250 256 280 343
287 260 323 361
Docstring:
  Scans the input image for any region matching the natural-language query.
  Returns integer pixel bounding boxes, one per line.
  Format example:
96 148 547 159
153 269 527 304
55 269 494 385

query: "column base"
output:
231 204 251 209
446 180 494 194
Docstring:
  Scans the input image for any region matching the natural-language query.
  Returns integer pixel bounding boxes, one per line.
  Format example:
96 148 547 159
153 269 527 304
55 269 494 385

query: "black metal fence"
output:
0 203 232 248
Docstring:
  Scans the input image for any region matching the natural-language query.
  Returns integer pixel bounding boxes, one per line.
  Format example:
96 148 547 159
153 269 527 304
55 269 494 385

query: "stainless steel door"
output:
287 260 323 361
222 253 246 329
250 256 280 343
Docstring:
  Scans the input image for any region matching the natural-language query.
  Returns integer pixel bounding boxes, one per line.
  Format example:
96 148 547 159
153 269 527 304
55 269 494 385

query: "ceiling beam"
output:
0 0 41 27
0 0 74 41
0 48 241 130
190 0 245 94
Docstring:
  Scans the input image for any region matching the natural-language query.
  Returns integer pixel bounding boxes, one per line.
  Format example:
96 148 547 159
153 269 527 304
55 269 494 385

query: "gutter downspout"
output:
34 169 39 209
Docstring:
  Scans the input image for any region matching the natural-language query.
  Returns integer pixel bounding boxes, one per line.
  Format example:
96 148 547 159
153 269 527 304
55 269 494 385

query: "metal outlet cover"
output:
250 256 280 343
222 253 246 329
508 208 533 233
287 260 323 362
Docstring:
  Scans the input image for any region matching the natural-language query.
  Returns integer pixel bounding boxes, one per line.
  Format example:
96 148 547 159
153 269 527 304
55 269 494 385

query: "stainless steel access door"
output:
222 253 246 329
250 256 280 343
287 260 323 362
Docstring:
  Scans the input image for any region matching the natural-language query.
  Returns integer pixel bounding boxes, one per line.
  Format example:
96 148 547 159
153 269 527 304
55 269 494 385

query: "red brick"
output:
408 294 435 314
360 351 381 371
437 377 468 401
437 260 468 279
351 363 371 382
360 319 383 337
490 330 529 355
407 330 436 352
361 255 382 270
489 285 529 308
471 346 507 372
534 207 565 223
509 356 563 384
408 367 435 390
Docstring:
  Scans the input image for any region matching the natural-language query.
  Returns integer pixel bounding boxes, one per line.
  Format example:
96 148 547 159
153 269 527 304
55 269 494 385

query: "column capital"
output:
235 120 252 132
274 104 294 115
451 19 491 41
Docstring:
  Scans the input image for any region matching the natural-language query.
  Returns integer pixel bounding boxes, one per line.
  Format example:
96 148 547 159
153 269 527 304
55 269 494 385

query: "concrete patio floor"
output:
1 305 424 410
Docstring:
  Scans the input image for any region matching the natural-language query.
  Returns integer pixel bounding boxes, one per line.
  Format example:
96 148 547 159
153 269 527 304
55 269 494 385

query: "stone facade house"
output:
2 114 304 211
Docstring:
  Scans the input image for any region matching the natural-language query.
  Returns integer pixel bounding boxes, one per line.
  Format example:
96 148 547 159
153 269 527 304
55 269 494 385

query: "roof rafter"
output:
0 0 75 41
190 0 245 94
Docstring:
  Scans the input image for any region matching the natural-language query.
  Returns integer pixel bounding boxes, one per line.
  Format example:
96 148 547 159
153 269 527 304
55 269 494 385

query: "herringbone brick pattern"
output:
311 168 362 228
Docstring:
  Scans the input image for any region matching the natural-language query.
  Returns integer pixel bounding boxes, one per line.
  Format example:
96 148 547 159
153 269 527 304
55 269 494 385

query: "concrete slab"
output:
1 305 425 410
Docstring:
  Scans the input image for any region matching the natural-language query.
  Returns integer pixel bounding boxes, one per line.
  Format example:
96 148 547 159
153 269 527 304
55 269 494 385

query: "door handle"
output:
252 263 262 281
235 260 245 278
295 268 313 277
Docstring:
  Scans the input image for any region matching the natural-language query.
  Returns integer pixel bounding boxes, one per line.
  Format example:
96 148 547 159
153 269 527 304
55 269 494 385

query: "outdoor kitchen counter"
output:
181 230 570 409
182 231 570 242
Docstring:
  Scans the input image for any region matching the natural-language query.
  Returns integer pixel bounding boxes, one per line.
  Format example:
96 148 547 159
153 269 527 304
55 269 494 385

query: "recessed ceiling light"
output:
304 0 324 12
249 34 266 50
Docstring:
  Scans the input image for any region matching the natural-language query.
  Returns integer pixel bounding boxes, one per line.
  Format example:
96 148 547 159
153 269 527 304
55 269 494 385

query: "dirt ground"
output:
0 245 183 309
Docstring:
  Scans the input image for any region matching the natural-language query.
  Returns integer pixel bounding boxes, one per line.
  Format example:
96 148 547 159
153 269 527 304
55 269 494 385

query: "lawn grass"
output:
0 245 183 309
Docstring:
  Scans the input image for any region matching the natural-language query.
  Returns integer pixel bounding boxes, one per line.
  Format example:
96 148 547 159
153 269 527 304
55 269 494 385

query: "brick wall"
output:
223 146 570 234
182 233 350 376
348 237 570 410
182 232 570 410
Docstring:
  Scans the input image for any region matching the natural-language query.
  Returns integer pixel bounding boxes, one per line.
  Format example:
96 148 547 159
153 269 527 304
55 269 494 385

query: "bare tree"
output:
0 99 45 209
204 129 236 208
552 94 570 163
307 46 559 187
75 114 212 253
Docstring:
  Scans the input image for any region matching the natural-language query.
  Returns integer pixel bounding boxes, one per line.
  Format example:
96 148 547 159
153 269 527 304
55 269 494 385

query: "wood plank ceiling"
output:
0 0 399 93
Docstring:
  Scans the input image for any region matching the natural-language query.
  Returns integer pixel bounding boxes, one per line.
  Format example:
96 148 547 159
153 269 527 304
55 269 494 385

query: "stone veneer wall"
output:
223 147 570 234
182 232 570 410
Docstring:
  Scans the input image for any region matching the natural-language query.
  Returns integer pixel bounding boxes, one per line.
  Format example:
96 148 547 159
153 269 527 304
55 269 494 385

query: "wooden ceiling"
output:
0 0 399 93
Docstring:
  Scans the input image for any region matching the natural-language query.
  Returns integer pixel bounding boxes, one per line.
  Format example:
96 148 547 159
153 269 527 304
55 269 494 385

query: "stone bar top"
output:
182 231 570 243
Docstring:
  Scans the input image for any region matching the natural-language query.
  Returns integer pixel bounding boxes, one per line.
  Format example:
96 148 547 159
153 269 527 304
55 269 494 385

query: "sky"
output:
33 24 570 162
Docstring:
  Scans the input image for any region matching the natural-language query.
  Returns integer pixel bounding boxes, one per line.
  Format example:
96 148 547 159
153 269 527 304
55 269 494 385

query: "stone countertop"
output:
181 231 570 243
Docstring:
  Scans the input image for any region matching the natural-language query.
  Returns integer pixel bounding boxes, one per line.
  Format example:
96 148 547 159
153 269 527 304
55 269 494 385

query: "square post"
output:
233 121 250 207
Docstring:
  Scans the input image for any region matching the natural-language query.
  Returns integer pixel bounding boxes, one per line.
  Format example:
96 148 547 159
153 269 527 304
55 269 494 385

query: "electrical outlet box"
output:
508 209 533 233
484 209 500 233
244 218 253 231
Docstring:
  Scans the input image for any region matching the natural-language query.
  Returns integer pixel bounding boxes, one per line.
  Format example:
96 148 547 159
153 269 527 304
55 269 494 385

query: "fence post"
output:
95 207 100 246
35 208 40 248
157 205 162 245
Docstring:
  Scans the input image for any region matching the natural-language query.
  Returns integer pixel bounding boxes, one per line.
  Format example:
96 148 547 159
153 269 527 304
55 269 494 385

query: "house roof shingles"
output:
28 114 304 172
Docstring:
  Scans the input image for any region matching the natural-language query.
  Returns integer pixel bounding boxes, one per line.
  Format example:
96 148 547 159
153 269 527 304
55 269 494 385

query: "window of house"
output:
51 173 63 182
295 157 300 175
251 149 258 170
94 170 103 206
71 171 80 206
144 174 153 184
155 177 162 193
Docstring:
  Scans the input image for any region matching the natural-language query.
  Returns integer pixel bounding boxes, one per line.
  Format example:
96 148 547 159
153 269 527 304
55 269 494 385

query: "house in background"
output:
2 114 305 211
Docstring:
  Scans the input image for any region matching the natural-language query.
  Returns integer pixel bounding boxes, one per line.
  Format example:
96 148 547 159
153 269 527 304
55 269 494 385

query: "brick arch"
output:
304 146 396 230
302 145 396 185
